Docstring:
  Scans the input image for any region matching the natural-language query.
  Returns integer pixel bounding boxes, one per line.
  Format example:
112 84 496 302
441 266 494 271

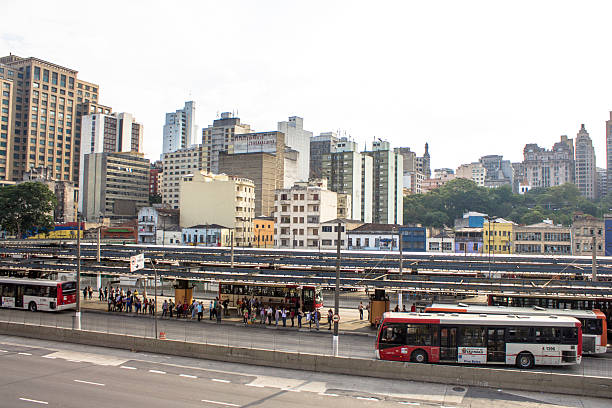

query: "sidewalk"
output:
81 297 377 337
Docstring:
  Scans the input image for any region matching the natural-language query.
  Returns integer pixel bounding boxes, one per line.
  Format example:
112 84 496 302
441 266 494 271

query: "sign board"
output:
1 297 15 308
458 347 487 364
332 314 340 323
130 253 145 272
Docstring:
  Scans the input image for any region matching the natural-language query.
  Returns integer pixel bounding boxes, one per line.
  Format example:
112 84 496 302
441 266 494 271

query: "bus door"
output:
487 328 505 362
15 285 24 308
439 326 458 361
302 287 314 312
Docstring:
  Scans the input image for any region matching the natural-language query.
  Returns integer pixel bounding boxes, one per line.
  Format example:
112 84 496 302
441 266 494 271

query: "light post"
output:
150 256 159 339
333 221 341 356
398 228 403 310
73 213 82 330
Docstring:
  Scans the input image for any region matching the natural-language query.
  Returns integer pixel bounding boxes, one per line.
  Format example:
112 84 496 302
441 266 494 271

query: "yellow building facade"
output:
253 217 274 248
483 218 514 254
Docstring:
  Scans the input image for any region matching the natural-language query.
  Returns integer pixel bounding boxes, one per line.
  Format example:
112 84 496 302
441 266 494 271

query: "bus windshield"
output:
61 282 76 294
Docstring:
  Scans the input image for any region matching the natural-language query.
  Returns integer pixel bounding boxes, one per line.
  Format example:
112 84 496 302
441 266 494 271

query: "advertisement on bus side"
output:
458 347 487 363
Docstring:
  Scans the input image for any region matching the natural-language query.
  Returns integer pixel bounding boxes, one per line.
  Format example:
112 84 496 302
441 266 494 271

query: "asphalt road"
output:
1 308 612 379
0 335 610 408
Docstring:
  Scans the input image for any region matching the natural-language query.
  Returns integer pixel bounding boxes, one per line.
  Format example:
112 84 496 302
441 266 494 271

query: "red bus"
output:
0 278 77 312
218 281 323 312
376 312 581 369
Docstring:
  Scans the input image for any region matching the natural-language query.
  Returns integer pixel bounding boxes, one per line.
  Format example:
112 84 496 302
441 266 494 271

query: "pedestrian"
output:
99 288 104 301
402 305 407 312
107 294 112 312
297 310 302 328
162 300 168 317
358 302 364 320
83 287 88 300
176 301 182 318
267 306 272 325
281 308 287 327
243 308 248 325
169 299 174 318
327 309 333 330
191 300 197 320
197 302 203 321
150 299 155 315
394 305 400 312
104 287 108 301
307 310 312 329
260 306 265 324
216 303 222 323
366 303 370 320
88 286 93 299
290 309 295 327
315 309 320 331
410 303 416 312
274 307 279 326
209 300 215 320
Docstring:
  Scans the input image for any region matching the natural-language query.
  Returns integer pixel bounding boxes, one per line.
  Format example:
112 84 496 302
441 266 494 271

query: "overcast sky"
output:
3 0 612 170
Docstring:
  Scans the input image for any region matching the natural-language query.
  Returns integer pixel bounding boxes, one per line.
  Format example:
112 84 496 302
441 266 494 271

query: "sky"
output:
3 0 612 170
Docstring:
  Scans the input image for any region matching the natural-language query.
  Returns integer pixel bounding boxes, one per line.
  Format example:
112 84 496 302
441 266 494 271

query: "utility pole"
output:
487 217 492 279
398 229 403 310
152 255 158 339
73 214 81 330
333 221 341 357
592 235 598 282
230 229 234 268
96 225 101 263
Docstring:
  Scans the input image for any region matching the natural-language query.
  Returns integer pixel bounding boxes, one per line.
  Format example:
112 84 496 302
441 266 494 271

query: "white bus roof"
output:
382 312 579 326
427 303 602 319
0 278 73 286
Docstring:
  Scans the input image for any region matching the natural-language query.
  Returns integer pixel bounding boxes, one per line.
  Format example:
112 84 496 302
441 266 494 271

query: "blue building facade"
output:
605 216 612 256
399 226 426 252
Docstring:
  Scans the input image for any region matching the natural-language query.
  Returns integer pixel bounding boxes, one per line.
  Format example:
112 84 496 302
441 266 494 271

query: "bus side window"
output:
507 327 531 343
220 284 232 295
460 326 485 347
379 324 406 349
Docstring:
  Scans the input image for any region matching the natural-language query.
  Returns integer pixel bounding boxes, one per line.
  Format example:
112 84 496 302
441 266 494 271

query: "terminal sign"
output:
458 347 487 364
130 253 145 272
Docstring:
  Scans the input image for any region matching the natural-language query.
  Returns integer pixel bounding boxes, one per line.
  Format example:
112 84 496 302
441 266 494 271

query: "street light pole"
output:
151 255 158 339
230 229 234 268
398 228 403 310
73 214 81 330
592 235 598 282
333 221 341 357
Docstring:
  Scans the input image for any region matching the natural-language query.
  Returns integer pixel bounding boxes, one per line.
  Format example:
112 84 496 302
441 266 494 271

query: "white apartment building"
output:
161 145 203 209
319 218 364 250
180 171 255 246
202 112 252 174
162 101 198 154
456 162 486 186
273 179 338 248
363 140 403 224
278 116 312 182
79 111 143 211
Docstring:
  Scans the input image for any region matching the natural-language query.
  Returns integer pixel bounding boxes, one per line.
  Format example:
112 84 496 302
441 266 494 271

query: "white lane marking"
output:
211 378 230 383
399 403 420 406
120 366 137 370
18 352 32 356
74 379 105 386
245 384 265 387
19 398 48 405
319 393 339 397
67 360 81 363
356 396 379 401
42 356 56 359
0 349 7 352
180 374 198 379
201 399 239 407
148 369 166 374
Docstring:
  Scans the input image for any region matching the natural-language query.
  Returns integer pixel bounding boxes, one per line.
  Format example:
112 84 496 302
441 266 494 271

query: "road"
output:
1 308 612 379
0 335 610 408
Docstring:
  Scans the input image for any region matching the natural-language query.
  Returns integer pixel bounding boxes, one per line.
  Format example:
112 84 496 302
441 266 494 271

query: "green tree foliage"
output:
404 179 602 227
0 182 57 237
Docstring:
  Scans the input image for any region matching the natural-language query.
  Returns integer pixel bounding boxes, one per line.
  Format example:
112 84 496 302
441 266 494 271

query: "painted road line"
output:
211 378 230 383
399 403 420 406
319 393 339 397
18 352 32 356
42 356 56 359
356 396 379 401
120 366 137 370
180 374 198 379
0 349 7 352
245 384 265 388
148 369 166 374
201 399 240 407
19 398 48 405
74 380 105 386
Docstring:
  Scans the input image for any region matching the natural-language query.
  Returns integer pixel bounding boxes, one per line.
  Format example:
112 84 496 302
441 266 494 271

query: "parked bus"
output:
376 312 581 369
218 281 323 312
426 303 607 355
0 278 77 312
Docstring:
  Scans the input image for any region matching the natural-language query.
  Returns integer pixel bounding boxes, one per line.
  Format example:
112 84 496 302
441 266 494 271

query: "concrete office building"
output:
479 155 514 190
363 140 403 225
179 171 255 246
0 54 107 183
522 136 575 189
218 131 288 217
0 63 15 181
273 179 338 249
162 101 198 154
456 162 486 186
161 144 203 209
321 138 372 222
319 218 364 250
575 124 597 199
202 112 252 174
514 220 571 255
416 143 431 178
278 116 312 182
79 111 143 211
571 213 604 256
81 152 150 221
310 132 338 179
597 167 607 199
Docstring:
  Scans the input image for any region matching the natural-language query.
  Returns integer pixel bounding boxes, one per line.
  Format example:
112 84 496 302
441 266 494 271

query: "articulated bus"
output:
376 312 581 369
0 278 77 312
218 281 323 312
426 303 607 355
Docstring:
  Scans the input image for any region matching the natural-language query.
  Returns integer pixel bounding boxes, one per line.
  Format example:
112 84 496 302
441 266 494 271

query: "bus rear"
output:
56 281 77 310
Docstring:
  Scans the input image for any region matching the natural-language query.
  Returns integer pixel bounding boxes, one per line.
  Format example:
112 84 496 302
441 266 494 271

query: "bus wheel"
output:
28 302 37 312
516 352 534 369
411 350 428 363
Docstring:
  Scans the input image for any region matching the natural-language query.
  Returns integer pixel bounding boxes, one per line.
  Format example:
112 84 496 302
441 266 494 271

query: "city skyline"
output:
3 1 612 171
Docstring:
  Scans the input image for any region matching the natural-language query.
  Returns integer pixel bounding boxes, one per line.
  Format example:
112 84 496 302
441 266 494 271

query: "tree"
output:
0 182 57 237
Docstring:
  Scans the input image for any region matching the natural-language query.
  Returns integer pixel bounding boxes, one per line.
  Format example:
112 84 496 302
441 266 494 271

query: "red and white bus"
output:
0 278 77 312
425 303 607 355
218 281 323 312
376 312 582 369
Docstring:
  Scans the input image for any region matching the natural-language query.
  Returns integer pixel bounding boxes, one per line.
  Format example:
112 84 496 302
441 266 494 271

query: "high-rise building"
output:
149 161 162 198
416 143 431 178
363 140 403 224
522 136 575 189
479 155 514 190
161 144 203 209
162 101 198 154
456 162 486 186
0 63 15 181
81 152 150 221
575 124 597 199
0 54 105 183
277 116 312 182
202 112 251 174
606 112 612 196
321 138 372 222
309 132 338 179
78 112 143 211
597 167 607 199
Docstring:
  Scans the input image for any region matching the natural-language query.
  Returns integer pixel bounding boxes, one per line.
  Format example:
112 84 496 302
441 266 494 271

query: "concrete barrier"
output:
1 322 610 398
